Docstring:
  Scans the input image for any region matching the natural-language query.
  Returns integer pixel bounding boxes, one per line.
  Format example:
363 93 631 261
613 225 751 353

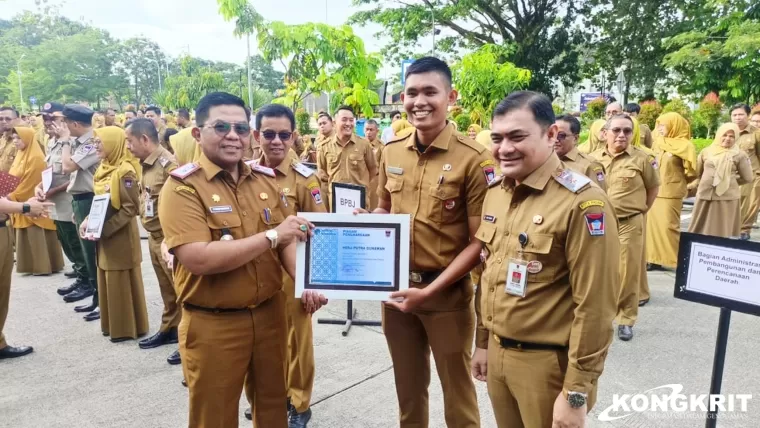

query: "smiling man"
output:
370 57 493 428
0 107 20 173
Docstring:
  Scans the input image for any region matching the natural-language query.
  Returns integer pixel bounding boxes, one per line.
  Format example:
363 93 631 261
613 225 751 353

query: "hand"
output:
301 290 328 314
274 215 314 245
552 392 587 428
161 240 174 269
384 287 430 313
52 121 70 140
471 347 488 382
24 198 54 218
352 207 369 215
79 218 89 238
34 185 46 201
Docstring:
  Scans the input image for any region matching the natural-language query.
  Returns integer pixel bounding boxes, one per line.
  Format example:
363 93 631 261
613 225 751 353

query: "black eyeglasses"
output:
556 132 568 141
261 130 293 141
0 117 13 122
609 127 633 136
204 121 251 137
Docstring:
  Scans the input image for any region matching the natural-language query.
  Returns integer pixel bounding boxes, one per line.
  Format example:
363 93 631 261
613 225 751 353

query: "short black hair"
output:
126 118 159 144
177 108 190 120
556 114 581 135
389 110 401 118
366 119 379 127
335 105 354 117
255 104 295 131
492 91 555 130
163 128 178 144
195 92 249 126
623 103 641 114
317 112 332 122
145 106 162 116
604 114 634 129
730 103 751 115
405 56 452 88
0 106 19 117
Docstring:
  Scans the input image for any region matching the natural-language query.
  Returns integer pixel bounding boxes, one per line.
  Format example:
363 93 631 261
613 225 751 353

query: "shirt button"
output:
223 221 229 226
510 203 518 209
242 211 247 216
497 258 503 264
417 161 424 166
503 231 509 236
487 316 492 321
489 288 495 292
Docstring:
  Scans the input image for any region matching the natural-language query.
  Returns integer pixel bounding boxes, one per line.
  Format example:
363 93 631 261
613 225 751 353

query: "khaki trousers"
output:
740 175 760 234
617 214 646 326
148 233 180 332
0 225 13 349
283 274 314 413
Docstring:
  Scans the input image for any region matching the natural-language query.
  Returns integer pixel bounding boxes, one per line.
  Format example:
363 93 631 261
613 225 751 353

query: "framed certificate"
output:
331 182 366 214
84 193 111 239
295 212 410 301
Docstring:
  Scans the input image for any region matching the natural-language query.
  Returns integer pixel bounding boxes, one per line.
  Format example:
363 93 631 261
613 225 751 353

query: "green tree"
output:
638 100 663 130
248 55 285 94
451 45 531 126
115 37 167 106
662 98 692 122
349 0 587 96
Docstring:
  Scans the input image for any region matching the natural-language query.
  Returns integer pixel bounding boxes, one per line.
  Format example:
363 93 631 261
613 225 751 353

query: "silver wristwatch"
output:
567 391 587 408
265 229 278 249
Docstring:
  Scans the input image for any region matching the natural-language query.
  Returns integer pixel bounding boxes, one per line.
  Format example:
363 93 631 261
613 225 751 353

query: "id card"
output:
505 259 528 297
145 195 154 218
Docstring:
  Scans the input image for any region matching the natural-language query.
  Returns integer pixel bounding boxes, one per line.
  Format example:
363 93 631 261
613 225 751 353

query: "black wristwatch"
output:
567 391 587 409
22 203 30 214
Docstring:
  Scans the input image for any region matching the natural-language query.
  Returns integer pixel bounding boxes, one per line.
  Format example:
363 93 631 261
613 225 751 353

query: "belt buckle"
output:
410 272 422 283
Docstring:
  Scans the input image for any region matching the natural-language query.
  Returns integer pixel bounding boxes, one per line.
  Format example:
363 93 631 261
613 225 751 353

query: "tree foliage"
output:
694 92 722 138
638 100 663 130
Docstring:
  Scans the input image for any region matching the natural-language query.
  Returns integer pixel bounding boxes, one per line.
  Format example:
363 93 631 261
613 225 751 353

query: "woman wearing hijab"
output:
169 127 201 166
391 118 414 140
688 123 754 237
467 124 482 140
82 126 149 341
646 113 697 270
8 127 64 275
577 119 606 154
475 129 492 150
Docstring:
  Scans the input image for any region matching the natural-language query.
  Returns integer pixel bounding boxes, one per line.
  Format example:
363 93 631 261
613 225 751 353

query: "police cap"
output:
62 104 94 123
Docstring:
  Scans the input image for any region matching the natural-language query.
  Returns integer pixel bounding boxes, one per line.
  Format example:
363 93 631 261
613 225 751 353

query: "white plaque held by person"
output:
84 193 111 240
41 166 53 193
331 182 366 214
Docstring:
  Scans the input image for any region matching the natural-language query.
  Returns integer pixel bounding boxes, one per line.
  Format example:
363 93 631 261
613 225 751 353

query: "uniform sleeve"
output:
642 155 661 189
473 267 490 349
364 141 378 172
586 162 607 192
297 176 328 213
158 177 212 251
377 149 390 202
755 132 760 166
464 152 491 217
317 145 328 182
563 190 620 394
737 153 754 185
101 172 140 239
71 144 100 171
643 127 653 149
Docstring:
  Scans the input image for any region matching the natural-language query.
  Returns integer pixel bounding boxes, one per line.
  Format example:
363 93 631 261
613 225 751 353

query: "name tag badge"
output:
209 205 233 214
387 166 403 175
505 259 528 297
144 197 154 218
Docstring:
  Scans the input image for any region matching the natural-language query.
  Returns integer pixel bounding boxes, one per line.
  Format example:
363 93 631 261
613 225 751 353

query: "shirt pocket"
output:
516 233 555 283
206 213 243 241
616 169 638 188
662 154 683 183
259 206 285 229
386 176 404 213
348 153 364 170
427 183 461 224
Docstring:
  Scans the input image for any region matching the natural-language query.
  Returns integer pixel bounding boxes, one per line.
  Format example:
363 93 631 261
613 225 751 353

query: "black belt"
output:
618 212 642 222
183 303 249 314
495 334 568 352
409 270 445 284
72 192 95 201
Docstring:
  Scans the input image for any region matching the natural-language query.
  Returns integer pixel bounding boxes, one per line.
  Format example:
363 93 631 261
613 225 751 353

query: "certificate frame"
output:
330 182 366 213
84 193 111 239
295 212 410 301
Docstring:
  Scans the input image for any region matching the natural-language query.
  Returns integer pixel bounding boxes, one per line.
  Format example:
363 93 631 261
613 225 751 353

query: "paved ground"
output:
2 214 760 427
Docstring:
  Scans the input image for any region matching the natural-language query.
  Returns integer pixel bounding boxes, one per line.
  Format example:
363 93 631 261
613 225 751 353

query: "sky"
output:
5 0 408 79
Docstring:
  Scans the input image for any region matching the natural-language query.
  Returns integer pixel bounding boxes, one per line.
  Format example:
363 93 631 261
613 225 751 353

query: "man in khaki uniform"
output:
364 119 384 209
472 91 620 428
125 119 182 364
590 114 660 342
369 57 489 428
145 106 172 154
244 104 327 427
0 106 20 172
624 103 653 148
176 109 191 130
731 104 760 240
159 92 325 428
554 114 606 191
0 197 53 359
317 106 377 210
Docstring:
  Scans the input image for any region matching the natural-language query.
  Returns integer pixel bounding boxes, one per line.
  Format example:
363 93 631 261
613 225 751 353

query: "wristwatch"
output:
22 203 30 214
566 391 587 409
265 229 278 249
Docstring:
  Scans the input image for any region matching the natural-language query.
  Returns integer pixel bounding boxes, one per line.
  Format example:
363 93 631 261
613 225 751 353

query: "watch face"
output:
568 393 586 409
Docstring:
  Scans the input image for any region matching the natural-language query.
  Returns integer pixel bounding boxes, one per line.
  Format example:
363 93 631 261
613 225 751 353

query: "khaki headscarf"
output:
653 112 696 175
170 127 201 166
9 127 55 229
578 119 606 153
467 124 482 138
703 123 742 196
391 119 415 139
475 130 491 150
93 126 141 209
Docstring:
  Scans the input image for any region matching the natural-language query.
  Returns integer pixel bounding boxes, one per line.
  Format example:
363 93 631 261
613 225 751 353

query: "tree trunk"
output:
624 78 631 106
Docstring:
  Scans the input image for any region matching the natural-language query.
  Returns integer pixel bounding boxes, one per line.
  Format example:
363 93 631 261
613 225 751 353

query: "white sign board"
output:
685 242 760 306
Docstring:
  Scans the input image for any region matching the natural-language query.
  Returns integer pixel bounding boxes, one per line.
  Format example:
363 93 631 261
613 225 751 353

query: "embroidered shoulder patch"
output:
173 185 196 195
488 175 503 188
584 213 605 236
579 200 605 210
170 162 200 179
649 156 659 169
479 159 495 168
482 165 496 183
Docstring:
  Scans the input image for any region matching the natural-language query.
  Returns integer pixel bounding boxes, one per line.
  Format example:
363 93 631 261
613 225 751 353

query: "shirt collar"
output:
405 122 455 151
77 130 94 144
563 147 580 161
508 152 561 191
741 125 757 135
143 145 163 166
257 154 291 176
199 153 253 182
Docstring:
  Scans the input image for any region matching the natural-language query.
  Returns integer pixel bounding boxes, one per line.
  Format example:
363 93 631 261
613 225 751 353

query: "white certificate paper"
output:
41 167 53 193
84 193 111 239
295 213 410 301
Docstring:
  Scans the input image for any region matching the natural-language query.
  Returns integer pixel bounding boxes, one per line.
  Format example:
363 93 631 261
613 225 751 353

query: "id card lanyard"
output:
505 232 529 297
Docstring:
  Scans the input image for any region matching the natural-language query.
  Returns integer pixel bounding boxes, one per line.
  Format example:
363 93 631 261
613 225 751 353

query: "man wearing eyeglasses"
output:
159 92 326 428
317 105 378 210
243 103 327 427
554 115 606 191
0 107 21 173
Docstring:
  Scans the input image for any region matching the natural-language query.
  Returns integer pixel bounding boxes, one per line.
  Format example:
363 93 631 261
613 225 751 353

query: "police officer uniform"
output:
590 145 659 336
377 122 490 428
738 125 760 237
476 153 620 427
317 134 377 210
249 151 326 419
137 145 180 348
62 105 101 305
159 154 291 428
559 146 606 191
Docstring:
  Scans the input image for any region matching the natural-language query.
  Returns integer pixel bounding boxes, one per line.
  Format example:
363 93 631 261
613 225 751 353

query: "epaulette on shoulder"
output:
386 133 410 146
488 175 504 188
249 162 276 177
455 134 486 153
552 168 592 194
169 162 201 180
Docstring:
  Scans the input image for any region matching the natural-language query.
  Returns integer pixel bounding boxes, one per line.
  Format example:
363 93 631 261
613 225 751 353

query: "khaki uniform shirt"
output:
159 154 288 309
694 150 754 201
561 147 606 191
737 125 760 176
251 152 327 216
378 123 492 273
639 124 654 149
67 130 100 195
654 149 692 199
98 172 142 270
46 138 74 221
157 124 172 153
140 145 177 234
476 153 619 395
369 138 384 166
317 134 377 206
0 133 17 173
590 145 660 218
